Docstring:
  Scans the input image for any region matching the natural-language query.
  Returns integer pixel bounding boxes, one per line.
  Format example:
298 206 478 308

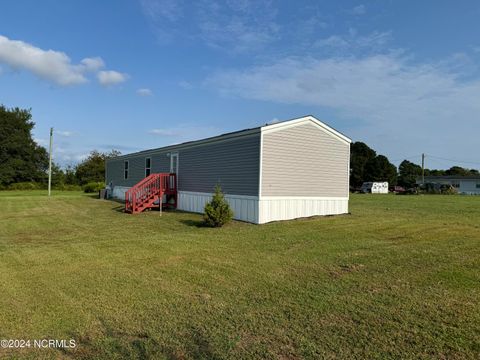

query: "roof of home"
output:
419 175 480 181
109 115 351 161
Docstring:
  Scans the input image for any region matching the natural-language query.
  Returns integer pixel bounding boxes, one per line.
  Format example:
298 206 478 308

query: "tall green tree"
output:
350 142 377 187
0 105 48 186
365 155 398 185
425 169 445 176
75 150 120 185
50 163 66 187
445 166 471 176
64 165 77 185
398 160 422 188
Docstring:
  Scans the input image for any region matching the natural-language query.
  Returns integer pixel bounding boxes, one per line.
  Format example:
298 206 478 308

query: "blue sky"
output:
1 0 479 169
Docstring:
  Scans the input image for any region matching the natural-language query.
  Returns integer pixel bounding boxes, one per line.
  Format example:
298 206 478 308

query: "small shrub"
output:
203 185 233 227
56 184 82 191
7 182 41 190
83 181 105 193
441 185 458 195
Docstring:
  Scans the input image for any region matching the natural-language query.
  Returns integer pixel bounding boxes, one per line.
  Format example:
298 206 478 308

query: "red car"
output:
389 185 406 193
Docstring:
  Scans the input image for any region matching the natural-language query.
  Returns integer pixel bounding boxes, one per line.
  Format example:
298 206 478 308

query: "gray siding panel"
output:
178 134 260 196
106 133 261 196
151 152 171 173
261 122 349 197
106 152 170 187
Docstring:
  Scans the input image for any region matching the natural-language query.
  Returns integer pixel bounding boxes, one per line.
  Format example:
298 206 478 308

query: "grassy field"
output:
0 191 479 359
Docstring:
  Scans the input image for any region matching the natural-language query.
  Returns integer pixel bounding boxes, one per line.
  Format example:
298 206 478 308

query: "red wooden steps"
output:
125 173 177 214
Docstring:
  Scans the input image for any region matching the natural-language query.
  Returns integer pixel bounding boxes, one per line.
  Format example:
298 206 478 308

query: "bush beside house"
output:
203 185 233 227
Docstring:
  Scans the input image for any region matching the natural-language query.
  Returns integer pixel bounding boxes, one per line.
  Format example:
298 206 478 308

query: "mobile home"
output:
416 176 480 195
106 115 352 224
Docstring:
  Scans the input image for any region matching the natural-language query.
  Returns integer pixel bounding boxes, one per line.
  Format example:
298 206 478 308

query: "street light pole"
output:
48 127 53 196
421 153 425 184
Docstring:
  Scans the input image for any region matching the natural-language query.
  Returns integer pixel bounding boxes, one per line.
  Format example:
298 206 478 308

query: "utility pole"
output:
421 153 425 184
48 127 53 196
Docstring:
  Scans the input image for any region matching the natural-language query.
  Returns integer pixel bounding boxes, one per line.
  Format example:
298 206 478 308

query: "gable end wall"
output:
261 121 350 197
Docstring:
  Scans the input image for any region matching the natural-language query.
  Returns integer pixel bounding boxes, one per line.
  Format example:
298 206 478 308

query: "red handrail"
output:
125 173 177 213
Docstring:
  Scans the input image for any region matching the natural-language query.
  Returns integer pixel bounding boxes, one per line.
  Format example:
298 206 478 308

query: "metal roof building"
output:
417 175 480 195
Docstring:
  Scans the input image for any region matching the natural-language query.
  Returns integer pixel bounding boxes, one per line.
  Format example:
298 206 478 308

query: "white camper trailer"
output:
360 182 389 194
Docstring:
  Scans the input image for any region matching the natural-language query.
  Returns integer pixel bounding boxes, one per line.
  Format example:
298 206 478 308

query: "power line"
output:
391 154 480 167
391 155 422 163
426 154 480 167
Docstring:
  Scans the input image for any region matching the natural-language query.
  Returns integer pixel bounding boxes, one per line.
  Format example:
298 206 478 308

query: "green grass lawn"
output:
0 191 479 359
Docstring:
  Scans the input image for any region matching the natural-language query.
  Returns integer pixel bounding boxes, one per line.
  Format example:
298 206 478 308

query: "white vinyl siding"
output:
261 122 349 197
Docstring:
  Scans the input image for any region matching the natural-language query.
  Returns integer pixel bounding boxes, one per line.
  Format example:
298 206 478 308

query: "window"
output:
476 183 480 189
145 157 151 177
451 182 460 188
170 153 178 174
124 161 129 179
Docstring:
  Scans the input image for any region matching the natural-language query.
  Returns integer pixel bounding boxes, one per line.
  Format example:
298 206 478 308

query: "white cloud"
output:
56 130 74 137
49 145 89 164
470 45 480 53
140 0 186 42
97 70 128 86
351 4 366 15
34 138 48 146
178 80 193 89
0 35 87 85
207 52 480 163
315 30 392 51
316 35 350 49
57 152 89 163
148 128 178 136
137 88 153 96
147 124 220 141
140 0 279 52
197 1 279 53
80 57 105 72
0 35 125 87
140 0 183 22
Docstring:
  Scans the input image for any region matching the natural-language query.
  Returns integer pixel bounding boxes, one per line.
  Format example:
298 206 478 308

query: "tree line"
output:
1 105 478 191
0 105 118 190
350 141 479 189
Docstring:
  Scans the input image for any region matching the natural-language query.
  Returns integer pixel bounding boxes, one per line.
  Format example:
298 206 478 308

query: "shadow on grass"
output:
179 219 208 228
65 318 219 360
112 205 126 213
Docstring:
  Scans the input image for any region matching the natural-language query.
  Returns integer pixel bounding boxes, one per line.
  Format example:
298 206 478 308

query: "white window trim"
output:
170 152 179 174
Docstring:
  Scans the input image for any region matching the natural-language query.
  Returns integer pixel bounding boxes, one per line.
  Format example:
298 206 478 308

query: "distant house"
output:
416 176 480 195
106 115 352 224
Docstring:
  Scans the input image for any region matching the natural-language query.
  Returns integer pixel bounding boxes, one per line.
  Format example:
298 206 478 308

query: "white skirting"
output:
112 188 349 224
178 191 259 224
112 186 130 200
258 197 349 224
178 192 348 224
